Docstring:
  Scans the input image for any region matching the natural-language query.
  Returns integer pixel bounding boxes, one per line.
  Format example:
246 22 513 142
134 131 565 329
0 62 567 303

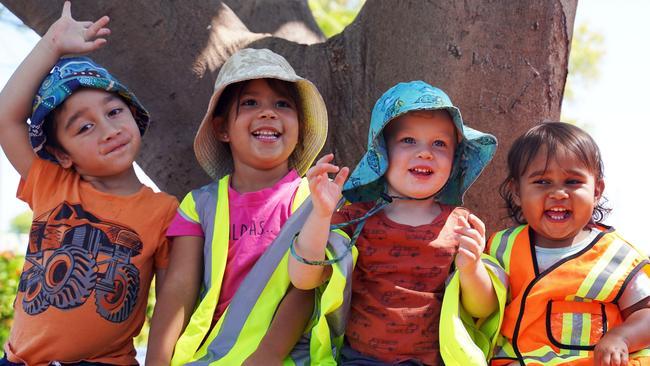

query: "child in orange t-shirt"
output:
0 3 177 365
289 80 501 365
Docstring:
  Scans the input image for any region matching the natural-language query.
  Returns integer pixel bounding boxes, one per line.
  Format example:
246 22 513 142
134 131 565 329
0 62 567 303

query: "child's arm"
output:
288 153 349 290
146 235 204 366
0 1 109 179
242 286 314 365
454 214 498 318
594 296 650 366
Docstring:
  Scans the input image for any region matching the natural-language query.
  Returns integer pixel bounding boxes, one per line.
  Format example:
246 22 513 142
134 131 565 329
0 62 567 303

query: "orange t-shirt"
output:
5 158 178 366
333 202 469 366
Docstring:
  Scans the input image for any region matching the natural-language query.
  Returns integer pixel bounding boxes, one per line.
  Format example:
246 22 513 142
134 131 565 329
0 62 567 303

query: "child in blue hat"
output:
289 81 503 365
0 2 177 365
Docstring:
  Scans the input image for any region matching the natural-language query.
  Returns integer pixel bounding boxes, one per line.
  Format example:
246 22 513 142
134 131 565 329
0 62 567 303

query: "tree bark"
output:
0 0 577 231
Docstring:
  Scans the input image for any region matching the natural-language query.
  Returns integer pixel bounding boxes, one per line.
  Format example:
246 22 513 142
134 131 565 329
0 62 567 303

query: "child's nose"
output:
416 147 433 159
259 106 278 119
101 121 121 140
548 187 569 200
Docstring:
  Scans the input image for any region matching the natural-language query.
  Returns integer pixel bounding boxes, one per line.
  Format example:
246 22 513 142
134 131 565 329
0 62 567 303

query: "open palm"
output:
45 1 111 56
306 154 349 217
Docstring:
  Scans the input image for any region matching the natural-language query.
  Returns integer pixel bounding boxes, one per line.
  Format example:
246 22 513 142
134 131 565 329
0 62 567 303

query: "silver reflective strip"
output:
289 333 312 366
324 232 354 338
483 258 508 291
188 199 316 364
523 348 580 363
192 181 220 297
570 313 583 345
584 243 631 300
495 227 517 267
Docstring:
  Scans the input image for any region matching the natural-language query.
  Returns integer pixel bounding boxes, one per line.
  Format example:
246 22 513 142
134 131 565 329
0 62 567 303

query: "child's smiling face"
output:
383 110 456 200
513 147 604 248
218 78 299 174
51 88 141 178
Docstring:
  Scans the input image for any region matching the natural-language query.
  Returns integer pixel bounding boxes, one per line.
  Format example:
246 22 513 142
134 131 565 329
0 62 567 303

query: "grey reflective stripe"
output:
191 181 220 297
495 227 517 267
523 348 580 363
188 198 316 365
570 313 583 346
325 232 354 338
288 333 311 366
584 242 632 300
483 257 508 291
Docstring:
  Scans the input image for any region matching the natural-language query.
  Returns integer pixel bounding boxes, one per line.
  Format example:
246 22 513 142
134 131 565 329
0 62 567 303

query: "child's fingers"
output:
458 236 481 259
307 163 339 180
457 215 470 228
95 28 111 38
467 214 486 238
86 16 110 38
333 167 349 187
61 1 72 18
454 225 483 248
315 153 334 166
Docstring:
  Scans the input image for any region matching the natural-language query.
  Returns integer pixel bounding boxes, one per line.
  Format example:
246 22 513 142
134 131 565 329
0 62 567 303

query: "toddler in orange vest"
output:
488 122 650 366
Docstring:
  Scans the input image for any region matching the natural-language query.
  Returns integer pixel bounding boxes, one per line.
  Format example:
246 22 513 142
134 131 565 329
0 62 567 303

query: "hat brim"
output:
194 75 327 180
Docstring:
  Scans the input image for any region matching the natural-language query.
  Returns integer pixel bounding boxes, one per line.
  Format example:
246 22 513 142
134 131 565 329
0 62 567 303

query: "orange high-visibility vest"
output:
487 225 650 366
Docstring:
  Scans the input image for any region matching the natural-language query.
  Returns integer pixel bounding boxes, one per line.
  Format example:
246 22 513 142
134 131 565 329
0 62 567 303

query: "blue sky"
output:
1 1 649 252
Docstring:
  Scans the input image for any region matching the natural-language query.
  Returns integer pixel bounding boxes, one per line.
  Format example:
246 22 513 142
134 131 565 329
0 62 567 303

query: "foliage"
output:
134 279 157 347
0 252 23 346
565 22 605 101
308 0 364 37
9 211 32 234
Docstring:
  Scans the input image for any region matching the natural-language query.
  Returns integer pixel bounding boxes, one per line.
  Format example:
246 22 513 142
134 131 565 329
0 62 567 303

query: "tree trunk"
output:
0 0 577 231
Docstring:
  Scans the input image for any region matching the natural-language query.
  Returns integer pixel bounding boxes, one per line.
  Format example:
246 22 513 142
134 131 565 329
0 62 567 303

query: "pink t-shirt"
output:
167 170 302 321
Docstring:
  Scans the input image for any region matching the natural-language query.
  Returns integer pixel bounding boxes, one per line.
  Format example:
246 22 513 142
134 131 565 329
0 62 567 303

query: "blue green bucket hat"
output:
30 56 150 162
343 80 497 206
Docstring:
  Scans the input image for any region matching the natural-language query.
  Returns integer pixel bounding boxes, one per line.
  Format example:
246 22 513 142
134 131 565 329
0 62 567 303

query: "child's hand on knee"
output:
43 1 110 56
594 331 629 366
306 153 349 218
453 214 486 274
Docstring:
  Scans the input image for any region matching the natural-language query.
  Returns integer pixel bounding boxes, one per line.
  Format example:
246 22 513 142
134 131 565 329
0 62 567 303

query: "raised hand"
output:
44 1 111 56
453 214 486 273
305 153 349 218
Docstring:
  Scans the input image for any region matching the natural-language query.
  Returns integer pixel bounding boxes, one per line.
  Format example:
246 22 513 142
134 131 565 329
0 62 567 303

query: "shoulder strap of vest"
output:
172 175 230 366
488 225 527 274
291 177 310 213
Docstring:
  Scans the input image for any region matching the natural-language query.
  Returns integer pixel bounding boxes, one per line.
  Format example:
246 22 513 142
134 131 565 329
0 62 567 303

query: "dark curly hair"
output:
499 122 610 224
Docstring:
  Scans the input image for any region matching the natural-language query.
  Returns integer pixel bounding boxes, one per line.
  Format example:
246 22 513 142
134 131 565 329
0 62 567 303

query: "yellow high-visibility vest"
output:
171 175 353 365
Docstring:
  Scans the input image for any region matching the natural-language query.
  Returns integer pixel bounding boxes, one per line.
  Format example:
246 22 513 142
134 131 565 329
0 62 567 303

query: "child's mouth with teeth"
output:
545 208 570 221
409 167 433 176
252 129 280 141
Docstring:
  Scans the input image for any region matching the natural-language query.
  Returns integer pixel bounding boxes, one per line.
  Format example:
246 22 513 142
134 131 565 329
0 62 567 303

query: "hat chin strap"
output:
381 192 437 202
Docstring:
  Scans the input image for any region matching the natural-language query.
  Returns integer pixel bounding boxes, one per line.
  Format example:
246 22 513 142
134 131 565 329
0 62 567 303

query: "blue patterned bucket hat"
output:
30 56 150 162
343 81 497 206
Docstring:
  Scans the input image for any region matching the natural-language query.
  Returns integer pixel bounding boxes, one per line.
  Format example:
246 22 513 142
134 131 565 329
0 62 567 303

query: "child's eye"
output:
77 123 94 134
532 179 549 185
276 100 293 109
433 140 447 148
400 137 416 144
241 99 257 106
107 108 123 117
566 179 583 185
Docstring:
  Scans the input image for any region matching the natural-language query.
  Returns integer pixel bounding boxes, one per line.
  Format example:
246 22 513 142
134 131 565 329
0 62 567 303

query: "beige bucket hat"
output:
194 48 328 180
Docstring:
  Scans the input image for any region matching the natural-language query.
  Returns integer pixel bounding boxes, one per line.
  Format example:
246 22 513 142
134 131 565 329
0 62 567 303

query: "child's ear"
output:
214 117 229 142
509 179 521 206
48 146 73 169
594 178 605 203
